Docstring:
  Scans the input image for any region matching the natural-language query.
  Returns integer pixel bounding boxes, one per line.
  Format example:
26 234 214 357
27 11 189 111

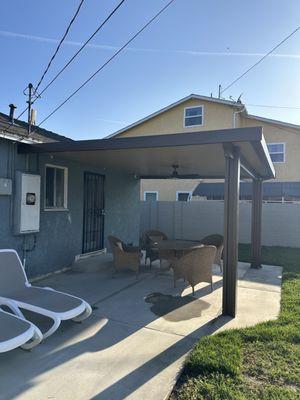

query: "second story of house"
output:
108 94 300 184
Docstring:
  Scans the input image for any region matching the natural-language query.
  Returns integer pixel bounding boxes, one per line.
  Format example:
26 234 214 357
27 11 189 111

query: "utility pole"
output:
218 84 222 99
26 83 33 135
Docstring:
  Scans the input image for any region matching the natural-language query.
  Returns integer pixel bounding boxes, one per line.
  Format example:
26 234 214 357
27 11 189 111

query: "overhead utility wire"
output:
32 0 176 132
35 0 85 91
1 0 85 134
2 0 124 134
38 0 126 96
246 103 300 110
221 26 300 94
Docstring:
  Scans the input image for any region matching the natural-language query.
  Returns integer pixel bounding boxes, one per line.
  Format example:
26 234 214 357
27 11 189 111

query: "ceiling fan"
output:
169 164 200 179
139 164 201 179
171 164 179 178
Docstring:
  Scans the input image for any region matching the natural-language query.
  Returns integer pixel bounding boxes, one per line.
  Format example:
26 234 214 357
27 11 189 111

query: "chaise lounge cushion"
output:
5 287 83 314
0 311 32 342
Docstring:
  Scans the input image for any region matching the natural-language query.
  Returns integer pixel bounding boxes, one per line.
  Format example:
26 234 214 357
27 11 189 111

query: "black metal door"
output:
82 172 105 253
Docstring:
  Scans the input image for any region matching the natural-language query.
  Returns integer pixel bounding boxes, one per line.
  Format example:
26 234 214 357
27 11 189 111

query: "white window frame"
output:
44 164 68 211
143 191 158 201
176 191 192 201
183 105 204 128
267 142 286 164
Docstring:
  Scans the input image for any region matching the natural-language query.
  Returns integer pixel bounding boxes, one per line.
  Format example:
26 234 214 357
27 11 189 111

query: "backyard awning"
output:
19 127 275 180
20 126 275 318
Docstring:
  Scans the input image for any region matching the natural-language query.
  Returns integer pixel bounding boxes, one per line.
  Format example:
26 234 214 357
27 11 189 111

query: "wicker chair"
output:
108 236 140 277
171 245 216 295
200 234 224 272
140 230 174 268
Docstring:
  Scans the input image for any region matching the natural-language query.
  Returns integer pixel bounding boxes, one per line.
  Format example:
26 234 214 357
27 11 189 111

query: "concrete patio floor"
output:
0 255 282 400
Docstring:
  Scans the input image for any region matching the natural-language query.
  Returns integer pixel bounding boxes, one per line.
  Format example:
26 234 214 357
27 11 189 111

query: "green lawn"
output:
171 246 300 400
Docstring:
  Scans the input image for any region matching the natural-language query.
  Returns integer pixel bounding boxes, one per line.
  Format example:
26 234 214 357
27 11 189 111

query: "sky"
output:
1 0 300 140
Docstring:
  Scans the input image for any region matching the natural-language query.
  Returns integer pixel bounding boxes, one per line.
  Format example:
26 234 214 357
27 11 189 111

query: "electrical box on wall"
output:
14 172 41 234
0 178 12 195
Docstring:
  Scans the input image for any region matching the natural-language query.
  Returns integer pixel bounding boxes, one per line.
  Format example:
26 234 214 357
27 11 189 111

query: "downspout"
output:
232 105 245 128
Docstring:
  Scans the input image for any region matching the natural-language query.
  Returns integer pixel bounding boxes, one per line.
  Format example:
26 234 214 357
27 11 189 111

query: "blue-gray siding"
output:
0 138 140 278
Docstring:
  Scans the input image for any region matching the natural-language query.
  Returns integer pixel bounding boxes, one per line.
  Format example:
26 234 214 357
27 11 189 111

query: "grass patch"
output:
171 249 300 400
239 244 300 273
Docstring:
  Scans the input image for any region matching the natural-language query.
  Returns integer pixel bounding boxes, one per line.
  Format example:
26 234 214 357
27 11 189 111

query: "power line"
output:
1 0 85 134
35 0 85 92
32 0 176 133
221 26 300 94
246 103 300 110
1 0 126 136
38 0 126 96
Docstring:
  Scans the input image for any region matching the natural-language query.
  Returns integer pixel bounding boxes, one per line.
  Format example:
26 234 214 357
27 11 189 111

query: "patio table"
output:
151 239 203 258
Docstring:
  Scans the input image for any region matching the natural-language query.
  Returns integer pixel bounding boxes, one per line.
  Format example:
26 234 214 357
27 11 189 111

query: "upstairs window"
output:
184 106 203 127
267 143 285 163
45 165 68 209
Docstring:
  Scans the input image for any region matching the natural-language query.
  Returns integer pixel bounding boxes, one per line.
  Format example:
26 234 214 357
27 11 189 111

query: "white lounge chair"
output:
0 249 92 340
0 308 42 352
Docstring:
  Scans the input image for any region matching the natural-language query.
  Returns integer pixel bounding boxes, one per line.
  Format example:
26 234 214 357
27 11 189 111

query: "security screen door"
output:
82 172 105 253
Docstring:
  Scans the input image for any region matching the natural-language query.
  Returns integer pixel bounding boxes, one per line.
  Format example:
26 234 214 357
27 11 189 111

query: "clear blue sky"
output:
1 0 300 139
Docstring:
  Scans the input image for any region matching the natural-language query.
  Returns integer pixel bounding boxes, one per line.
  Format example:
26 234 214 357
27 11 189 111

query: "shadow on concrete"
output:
90 315 231 400
0 257 247 399
145 292 211 322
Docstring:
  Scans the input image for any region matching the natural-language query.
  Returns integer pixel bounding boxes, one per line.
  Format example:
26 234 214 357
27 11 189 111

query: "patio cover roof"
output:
20 127 275 180
19 126 275 317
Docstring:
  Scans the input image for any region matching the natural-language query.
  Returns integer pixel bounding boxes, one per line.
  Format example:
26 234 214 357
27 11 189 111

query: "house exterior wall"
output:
141 179 201 201
119 98 236 137
240 116 300 182
0 138 140 278
115 97 300 199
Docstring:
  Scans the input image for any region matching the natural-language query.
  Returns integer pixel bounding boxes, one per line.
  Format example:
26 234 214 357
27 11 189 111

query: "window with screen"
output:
267 143 285 163
45 165 68 209
144 191 158 202
184 106 203 127
176 192 191 201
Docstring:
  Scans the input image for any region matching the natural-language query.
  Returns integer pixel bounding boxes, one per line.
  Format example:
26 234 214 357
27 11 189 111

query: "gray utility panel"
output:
0 178 12 195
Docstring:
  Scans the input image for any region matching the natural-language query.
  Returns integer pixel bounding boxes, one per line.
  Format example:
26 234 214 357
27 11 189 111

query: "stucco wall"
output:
0 138 140 278
116 97 300 184
141 200 300 248
240 116 300 182
140 178 201 201
118 98 236 137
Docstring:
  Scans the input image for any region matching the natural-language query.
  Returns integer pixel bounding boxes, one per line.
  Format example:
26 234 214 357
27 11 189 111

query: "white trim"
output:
247 114 300 131
176 191 192 201
105 94 243 138
143 191 158 201
0 131 43 144
267 142 286 164
183 105 204 128
44 164 68 210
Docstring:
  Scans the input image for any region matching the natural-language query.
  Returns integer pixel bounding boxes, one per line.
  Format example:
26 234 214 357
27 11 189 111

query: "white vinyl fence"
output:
140 201 300 248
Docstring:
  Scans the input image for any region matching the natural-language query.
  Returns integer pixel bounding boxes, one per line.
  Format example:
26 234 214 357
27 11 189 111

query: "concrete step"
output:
71 253 114 273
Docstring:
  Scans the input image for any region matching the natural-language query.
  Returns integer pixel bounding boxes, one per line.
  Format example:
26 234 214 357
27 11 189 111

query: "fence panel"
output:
140 200 300 248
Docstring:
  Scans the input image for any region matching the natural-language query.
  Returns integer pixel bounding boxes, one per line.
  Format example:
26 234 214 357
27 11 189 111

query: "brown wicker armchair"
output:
108 236 140 276
140 230 174 268
171 245 216 295
200 234 223 272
